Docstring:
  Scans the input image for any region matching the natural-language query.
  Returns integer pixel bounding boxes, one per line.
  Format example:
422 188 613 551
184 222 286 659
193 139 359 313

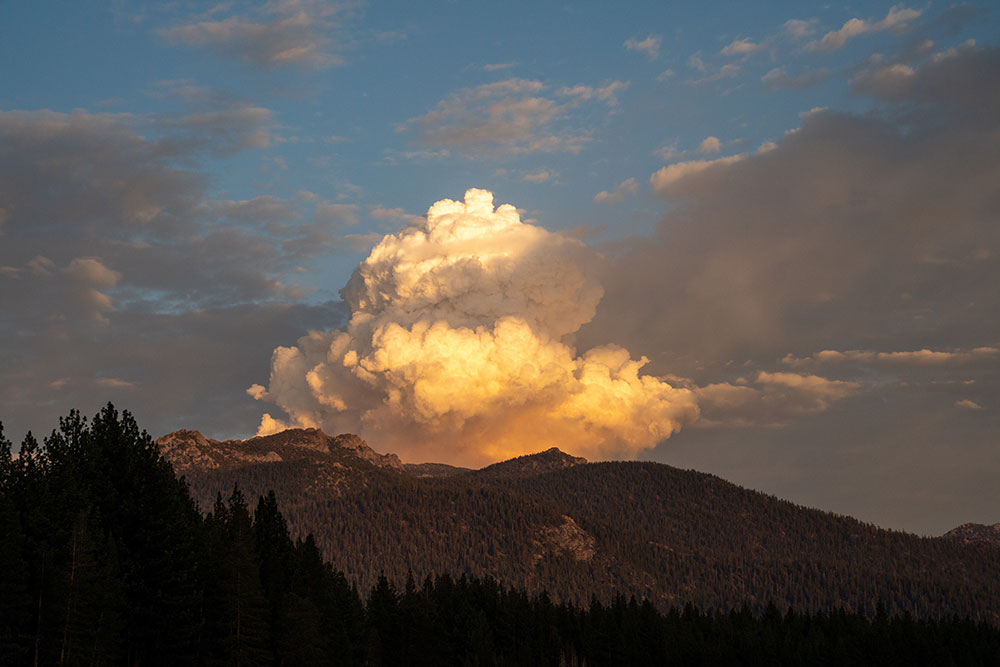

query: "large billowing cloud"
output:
250 189 698 465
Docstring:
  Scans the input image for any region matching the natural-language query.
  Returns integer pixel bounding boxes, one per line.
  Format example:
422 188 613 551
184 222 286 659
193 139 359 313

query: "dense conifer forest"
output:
175 429 1000 622
2 405 1000 665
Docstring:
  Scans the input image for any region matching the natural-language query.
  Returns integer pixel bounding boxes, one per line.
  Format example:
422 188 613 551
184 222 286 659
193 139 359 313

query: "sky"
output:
1 1 999 535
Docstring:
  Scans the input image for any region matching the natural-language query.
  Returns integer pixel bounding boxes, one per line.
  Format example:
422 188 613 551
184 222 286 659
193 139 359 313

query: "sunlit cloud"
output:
649 154 744 195
783 347 999 368
721 38 766 56
250 189 698 465
695 372 860 427
808 6 922 53
698 136 721 154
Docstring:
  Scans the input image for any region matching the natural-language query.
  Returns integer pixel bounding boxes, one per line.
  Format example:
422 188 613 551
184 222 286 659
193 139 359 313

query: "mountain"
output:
156 428 1000 622
473 447 588 480
944 523 1000 548
158 427 403 473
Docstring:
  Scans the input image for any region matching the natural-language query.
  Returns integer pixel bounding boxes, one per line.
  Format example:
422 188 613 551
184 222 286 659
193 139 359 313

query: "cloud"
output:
369 205 422 227
624 35 660 60
397 79 593 156
64 257 121 288
850 40 997 114
0 107 351 440
954 399 983 410
250 189 698 465
649 154 744 195
95 377 136 389
850 63 916 98
557 81 630 107
653 144 678 160
594 178 639 203
159 4 342 69
698 136 721 154
808 5 922 53
783 19 818 40
483 62 517 71
685 55 742 85
696 371 860 427
783 347 999 368
721 38 766 56
215 196 298 222
522 169 555 184
315 202 359 227
584 46 1000 398
761 67 831 90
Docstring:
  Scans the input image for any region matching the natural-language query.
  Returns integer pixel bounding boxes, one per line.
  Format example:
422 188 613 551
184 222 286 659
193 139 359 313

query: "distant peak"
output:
248 427 330 452
157 429 212 448
475 447 587 479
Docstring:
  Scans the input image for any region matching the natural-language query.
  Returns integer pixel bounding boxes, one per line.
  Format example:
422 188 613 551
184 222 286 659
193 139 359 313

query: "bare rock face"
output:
155 427 403 474
944 523 1000 547
329 433 403 470
156 429 222 470
533 515 596 563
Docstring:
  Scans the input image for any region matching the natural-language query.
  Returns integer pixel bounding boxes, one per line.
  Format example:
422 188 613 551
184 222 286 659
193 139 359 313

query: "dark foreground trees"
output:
1 406 999 665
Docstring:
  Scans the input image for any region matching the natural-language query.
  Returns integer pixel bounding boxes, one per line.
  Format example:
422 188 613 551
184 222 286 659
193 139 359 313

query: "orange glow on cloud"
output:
249 189 698 466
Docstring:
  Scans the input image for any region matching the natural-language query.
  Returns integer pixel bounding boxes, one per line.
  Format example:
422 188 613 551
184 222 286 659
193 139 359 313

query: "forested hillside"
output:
162 428 1000 622
2 406 1000 665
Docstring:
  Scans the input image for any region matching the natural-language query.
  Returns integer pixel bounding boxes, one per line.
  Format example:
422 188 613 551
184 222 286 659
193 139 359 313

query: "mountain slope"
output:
156 429 1000 622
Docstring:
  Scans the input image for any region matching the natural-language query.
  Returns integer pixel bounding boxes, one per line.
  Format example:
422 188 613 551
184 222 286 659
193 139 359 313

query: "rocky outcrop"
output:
533 515 596 563
944 522 1000 547
155 427 403 473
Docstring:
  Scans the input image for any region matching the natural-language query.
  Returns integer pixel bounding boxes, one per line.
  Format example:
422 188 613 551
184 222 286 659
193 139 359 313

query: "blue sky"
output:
2 1 999 534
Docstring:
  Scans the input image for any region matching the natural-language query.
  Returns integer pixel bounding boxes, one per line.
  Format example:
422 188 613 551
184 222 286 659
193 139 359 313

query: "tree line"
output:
1 405 999 665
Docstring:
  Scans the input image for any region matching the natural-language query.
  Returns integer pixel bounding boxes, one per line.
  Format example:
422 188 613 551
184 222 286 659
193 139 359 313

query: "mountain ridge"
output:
155 427 1000 621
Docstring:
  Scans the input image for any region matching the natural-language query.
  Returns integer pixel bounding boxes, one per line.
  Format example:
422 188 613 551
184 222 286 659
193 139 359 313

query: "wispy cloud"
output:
721 38 766 56
557 81 630 108
761 66 831 90
783 347 999 368
808 5 922 53
624 35 661 60
783 18 818 40
594 177 638 203
398 78 617 156
159 2 345 69
522 169 556 183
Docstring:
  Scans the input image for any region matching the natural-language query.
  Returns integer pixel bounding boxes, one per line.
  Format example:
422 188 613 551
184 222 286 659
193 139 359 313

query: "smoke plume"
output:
249 189 698 465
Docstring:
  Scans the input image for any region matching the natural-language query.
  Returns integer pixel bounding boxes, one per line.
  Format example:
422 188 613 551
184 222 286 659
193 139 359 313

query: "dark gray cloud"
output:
0 106 352 443
580 46 1000 534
